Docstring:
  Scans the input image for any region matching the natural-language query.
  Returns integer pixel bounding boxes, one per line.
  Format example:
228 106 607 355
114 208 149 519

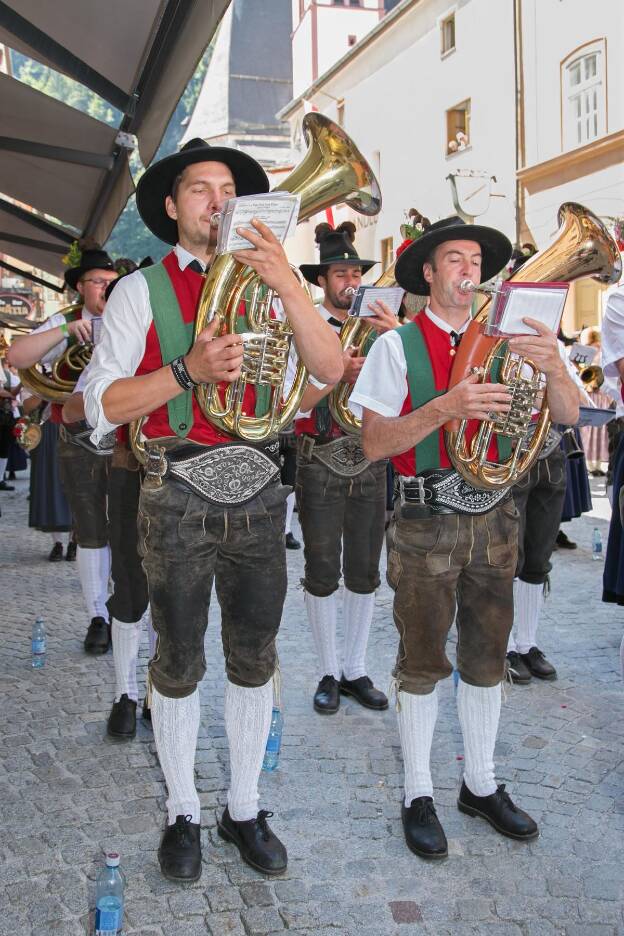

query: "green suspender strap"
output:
141 262 194 438
397 322 444 472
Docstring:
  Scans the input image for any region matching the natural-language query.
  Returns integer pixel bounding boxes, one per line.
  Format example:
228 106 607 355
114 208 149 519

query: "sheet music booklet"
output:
216 192 301 255
348 285 405 318
485 280 569 337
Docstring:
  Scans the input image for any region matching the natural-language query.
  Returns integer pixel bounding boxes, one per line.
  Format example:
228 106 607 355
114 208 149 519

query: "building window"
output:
446 99 470 154
563 43 606 149
381 237 394 272
440 13 455 56
349 0 361 5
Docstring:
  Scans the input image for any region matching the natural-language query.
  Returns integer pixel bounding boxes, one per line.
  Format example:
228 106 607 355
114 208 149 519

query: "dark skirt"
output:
603 434 624 604
29 421 72 532
7 437 27 472
560 430 592 522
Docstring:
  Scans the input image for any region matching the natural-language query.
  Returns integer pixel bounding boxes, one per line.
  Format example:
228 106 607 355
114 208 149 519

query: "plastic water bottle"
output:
94 853 124 936
262 707 283 772
592 527 603 561
31 617 46 668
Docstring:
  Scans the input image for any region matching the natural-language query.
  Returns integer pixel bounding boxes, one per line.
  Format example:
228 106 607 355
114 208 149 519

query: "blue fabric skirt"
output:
7 437 27 472
560 430 592 522
29 421 72 532
603 434 624 604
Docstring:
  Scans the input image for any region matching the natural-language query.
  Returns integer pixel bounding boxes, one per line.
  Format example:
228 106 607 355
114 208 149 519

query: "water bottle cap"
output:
105 852 120 867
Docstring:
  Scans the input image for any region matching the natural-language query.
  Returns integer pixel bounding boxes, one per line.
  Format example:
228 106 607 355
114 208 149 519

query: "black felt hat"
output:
395 216 512 295
136 138 270 245
300 223 377 286
64 248 115 291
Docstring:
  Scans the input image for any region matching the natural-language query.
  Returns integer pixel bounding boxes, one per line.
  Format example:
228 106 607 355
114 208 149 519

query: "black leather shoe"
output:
0 480 14 491
84 616 111 655
520 646 557 680
107 694 137 739
158 815 202 882
48 542 64 562
401 797 448 859
313 675 340 714
458 781 538 840
285 532 301 550
506 651 532 685
340 675 389 710
65 540 77 561
217 807 287 875
555 530 577 549
142 697 152 724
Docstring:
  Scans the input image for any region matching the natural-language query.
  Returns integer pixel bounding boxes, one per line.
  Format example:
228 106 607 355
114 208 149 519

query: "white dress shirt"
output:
83 245 205 443
284 303 342 417
600 285 624 416
32 307 96 366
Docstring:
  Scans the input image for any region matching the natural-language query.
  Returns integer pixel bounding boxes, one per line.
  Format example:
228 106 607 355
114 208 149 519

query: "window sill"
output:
441 46 456 60
445 144 472 159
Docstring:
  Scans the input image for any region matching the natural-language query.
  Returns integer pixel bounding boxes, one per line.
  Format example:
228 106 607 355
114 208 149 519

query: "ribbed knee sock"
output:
284 492 295 535
112 619 141 702
145 606 157 659
76 546 110 619
151 687 201 825
397 688 438 804
514 579 544 654
305 592 340 680
342 588 375 681
224 679 273 822
457 679 501 797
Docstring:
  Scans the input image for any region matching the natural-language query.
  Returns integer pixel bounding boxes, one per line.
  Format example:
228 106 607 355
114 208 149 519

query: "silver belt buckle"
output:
400 475 427 507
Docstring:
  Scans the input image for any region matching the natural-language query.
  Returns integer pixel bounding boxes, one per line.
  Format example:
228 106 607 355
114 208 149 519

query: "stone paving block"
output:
241 906 285 933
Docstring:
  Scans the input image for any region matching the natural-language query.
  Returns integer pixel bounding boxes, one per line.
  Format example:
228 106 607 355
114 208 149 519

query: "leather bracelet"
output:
170 355 197 391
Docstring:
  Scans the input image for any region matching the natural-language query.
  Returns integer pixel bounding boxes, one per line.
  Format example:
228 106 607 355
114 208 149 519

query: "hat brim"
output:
300 258 377 287
395 224 512 295
136 145 270 245
64 261 115 291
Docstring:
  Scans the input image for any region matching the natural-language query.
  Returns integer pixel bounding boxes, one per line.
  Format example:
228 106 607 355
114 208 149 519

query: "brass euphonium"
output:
193 113 382 441
18 304 90 403
328 261 398 434
444 202 621 490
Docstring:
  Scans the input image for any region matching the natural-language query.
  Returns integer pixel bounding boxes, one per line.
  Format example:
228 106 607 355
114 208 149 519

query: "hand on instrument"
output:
341 346 366 384
184 319 244 385
232 219 297 295
66 319 93 344
367 299 398 335
440 372 512 421
508 319 564 378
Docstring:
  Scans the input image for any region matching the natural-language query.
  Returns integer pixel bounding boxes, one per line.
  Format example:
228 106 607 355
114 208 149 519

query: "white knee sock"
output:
457 679 501 797
112 619 141 702
76 546 110 619
284 492 295 535
514 579 544 654
397 688 438 804
0 457 7 479
305 592 340 680
152 687 201 825
342 588 375 681
49 532 60 547
225 678 273 822
506 628 517 653
145 606 157 659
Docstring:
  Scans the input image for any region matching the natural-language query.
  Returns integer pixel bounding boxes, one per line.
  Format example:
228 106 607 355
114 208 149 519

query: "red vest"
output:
138 252 255 445
392 312 498 476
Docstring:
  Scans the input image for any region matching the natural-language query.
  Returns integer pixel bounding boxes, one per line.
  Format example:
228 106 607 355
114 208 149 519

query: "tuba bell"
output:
444 202 621 490
18 304 90 403
192 113 382 442
328 261 398 434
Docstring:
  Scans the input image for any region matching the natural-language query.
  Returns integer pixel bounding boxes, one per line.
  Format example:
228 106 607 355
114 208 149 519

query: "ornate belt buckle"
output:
144 445 167 489
400 475 427 508
300 435 315 462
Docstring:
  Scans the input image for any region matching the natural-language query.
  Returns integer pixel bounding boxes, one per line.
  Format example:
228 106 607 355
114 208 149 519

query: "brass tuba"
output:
18 304 91 403
328 261 398 434
193 113 382 442
444 202 621 490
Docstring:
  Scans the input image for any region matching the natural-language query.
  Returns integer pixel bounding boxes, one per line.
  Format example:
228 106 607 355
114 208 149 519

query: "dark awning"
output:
0 0 231 280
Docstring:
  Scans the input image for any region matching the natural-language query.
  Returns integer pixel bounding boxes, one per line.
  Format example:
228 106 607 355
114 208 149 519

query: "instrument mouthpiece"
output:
209 212 222 228
459 279 477 294
344 287 357 296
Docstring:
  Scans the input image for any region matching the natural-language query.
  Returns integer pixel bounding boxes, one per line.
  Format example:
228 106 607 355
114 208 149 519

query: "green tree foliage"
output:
10 44 213 263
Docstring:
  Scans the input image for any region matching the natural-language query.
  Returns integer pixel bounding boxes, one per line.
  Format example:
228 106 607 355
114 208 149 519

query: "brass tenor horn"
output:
193 113 382 442
444 202 621 490
328 262 398 434
18 304 90 403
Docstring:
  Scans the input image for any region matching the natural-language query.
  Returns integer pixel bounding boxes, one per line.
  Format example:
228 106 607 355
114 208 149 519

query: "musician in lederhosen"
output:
83 139 342 882
7 247 118 653
292 222 395 715
351 217 579 860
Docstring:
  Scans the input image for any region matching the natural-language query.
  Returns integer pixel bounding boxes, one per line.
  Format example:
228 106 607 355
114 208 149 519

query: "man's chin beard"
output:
332 295 352 310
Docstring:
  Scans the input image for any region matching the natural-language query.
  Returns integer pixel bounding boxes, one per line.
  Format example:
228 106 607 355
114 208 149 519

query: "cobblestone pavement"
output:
1 475 623 936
